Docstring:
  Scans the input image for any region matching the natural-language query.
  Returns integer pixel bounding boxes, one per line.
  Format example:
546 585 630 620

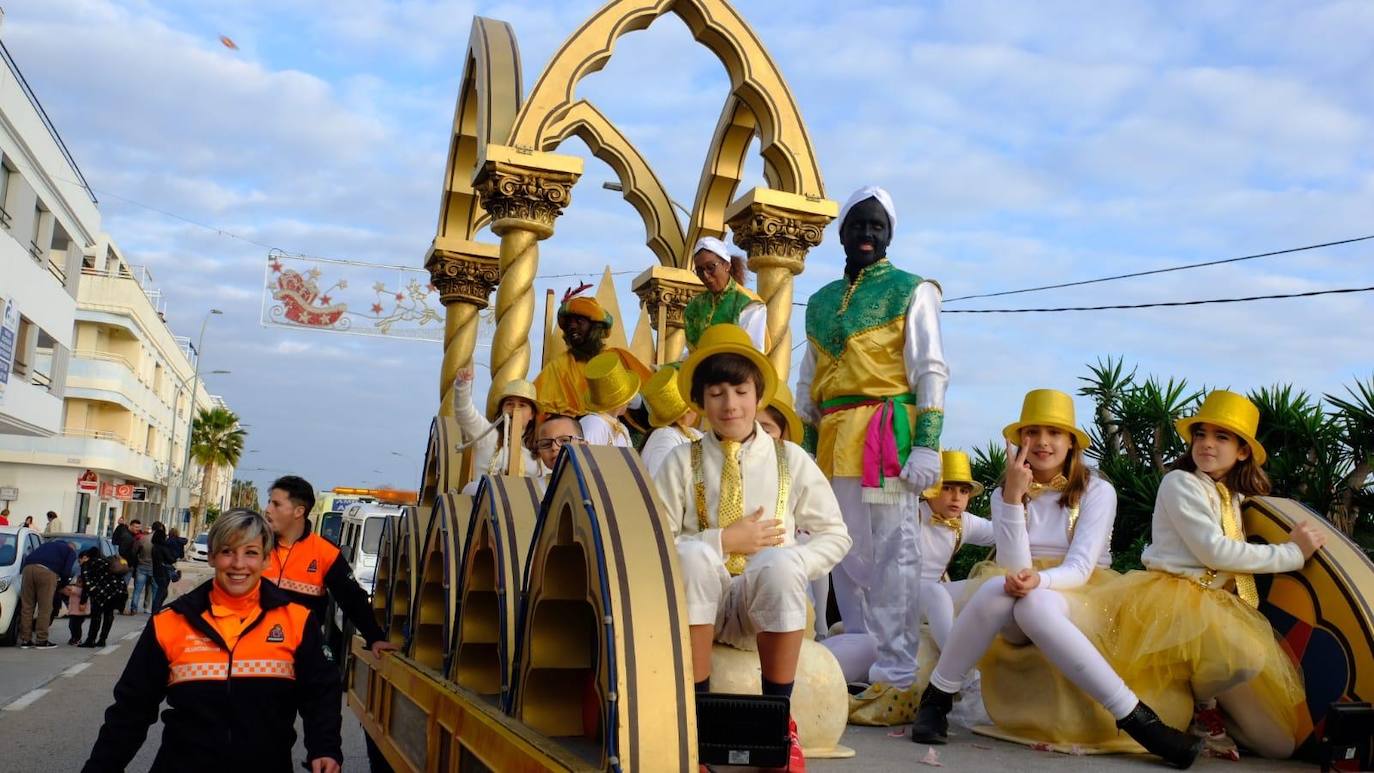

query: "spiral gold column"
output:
474 147 583 408
725 188 837 382
425 239 500 416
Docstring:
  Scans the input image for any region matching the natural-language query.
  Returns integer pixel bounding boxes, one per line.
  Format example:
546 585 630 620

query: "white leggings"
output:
928 580 1138 720
920 580 956 650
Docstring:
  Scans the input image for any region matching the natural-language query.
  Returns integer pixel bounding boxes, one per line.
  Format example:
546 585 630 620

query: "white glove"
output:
901 447 941 492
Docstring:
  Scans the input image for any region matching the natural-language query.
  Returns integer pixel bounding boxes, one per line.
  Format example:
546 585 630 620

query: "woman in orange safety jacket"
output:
83 509 342 773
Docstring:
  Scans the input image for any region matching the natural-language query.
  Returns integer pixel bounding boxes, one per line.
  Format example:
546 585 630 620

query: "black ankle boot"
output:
1116 702 1204 769
910 684 956 744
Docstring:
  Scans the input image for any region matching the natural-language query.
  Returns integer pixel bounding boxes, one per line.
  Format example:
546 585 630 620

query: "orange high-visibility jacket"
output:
83 579 341 772
266 520 386 645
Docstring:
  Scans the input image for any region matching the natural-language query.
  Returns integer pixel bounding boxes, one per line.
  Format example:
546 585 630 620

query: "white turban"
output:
838 185 897 232
692 236 733 264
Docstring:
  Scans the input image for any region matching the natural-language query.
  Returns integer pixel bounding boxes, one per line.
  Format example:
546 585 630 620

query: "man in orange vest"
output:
262 475 397 659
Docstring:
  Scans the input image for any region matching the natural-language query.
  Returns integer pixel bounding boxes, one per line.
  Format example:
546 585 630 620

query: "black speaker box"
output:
695 693 791 768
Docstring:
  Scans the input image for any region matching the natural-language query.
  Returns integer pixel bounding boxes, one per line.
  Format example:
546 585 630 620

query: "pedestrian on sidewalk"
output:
17 539 76 649
63 548 99 645
22 515 33 528
81 551 128 648
83 509 343 773
129 523 154 614
44 510 64 534
115 519 141 614
150 523 178 613
0 508 9 525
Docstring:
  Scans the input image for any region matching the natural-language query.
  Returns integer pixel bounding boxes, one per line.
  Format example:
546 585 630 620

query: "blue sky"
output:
6 0 1372 497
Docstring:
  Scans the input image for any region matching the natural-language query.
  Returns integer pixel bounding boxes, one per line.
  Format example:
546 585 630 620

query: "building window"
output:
0 159 12 229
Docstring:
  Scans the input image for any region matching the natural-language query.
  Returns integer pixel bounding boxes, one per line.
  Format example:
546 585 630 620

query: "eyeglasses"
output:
693 260 728 279
534 435 580 451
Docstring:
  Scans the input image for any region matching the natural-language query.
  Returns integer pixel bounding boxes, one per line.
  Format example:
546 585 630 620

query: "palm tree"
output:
190 407 246 531
230 479 261 510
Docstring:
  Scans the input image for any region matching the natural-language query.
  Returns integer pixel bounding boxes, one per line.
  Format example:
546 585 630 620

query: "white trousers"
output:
678 541 809 650
929 580 1138 720
920 580 957 650
830 477 921 687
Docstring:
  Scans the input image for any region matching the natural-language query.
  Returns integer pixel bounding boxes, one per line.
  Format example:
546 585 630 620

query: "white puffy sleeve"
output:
991 487 1033 571
785 442 852 579
1157 471 1304 574
961 512 996 548
640 428 677 477
579 414 615 446
904 281 948 411
655 442 724 561
794 344 819 425
737 302 770 352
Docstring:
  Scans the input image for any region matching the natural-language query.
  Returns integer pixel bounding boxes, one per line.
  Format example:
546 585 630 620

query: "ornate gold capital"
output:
724 187 837 274
474 146 583 238
425 240 500 308
631 266 703 330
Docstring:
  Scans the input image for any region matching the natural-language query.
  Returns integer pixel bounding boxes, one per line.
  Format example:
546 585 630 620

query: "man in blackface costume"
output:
796 186 948 706
534 288 651 418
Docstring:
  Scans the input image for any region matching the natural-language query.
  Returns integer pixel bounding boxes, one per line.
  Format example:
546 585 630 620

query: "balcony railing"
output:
46 255 67 284
0 205 11 229
63 428 128 444
73 348 137 373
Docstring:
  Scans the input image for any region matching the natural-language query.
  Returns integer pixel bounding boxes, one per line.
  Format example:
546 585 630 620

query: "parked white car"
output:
0 526 44 646
190 532 209 562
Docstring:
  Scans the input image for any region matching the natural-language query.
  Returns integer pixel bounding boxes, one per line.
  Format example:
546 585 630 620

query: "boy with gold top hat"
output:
917 450 995 652
579 351 640 448
453 368 542 495
795 185 948 693
534 288 650 417
654 324 851 772
639 366 702 475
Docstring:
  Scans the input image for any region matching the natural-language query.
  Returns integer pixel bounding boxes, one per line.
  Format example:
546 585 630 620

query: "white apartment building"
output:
0 39 235 536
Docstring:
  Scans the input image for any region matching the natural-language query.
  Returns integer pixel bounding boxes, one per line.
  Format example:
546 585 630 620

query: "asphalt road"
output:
0 562 1307 772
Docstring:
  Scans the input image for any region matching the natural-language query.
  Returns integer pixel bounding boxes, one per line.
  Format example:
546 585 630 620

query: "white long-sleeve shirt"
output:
580 413 633 448
919 500 995 582
737 302 768 352
655 425 852 581
1141 469 1303 587
453 377 540 479
640 425 703 476
794 279 948 425
991 475 1116 590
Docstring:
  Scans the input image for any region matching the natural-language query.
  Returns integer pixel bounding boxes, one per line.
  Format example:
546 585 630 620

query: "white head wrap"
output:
692 236 733 264
838 185 897 232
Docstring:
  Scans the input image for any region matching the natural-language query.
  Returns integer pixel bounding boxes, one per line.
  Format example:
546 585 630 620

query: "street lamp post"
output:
390 450 420 490
174 309 222 534
163 367 230 522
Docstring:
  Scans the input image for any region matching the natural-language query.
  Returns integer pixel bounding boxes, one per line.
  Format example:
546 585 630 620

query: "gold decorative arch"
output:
507 0 823 201
541 100 685 266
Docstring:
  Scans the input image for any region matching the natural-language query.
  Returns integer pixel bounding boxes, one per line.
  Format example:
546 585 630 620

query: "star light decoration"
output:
269 258 283 274
371 303 384 315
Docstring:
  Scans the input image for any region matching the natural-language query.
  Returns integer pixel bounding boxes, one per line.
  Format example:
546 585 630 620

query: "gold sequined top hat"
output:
921 450 986 500
765 383 804 442
642 366 692 428
677 324 777 413
1175 389 1267 465
1003 388 1092 450
584 352 642 414
487 379 539 422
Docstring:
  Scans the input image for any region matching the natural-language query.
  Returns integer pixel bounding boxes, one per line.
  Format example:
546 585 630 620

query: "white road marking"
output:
123 631 141 641
62 662 91 678
97 644 119 656
3 688 50 711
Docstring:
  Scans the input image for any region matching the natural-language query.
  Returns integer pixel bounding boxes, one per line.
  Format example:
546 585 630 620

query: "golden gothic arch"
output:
507 0 824 202
541 100 686 267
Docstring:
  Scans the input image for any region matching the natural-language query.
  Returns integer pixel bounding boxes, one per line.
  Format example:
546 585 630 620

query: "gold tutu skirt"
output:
1100 570 1306 744
960 558 1170 748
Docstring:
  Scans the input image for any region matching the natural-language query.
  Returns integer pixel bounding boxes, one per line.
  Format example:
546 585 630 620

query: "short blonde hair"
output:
208 509 275 555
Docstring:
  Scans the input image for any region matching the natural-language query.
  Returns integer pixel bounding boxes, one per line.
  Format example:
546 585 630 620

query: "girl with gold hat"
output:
453 367 541 495
759 383 805 444
1102 390 1325 760
911 389 1205 769
639 366 702 476
578 351 641 448
653 324 851 771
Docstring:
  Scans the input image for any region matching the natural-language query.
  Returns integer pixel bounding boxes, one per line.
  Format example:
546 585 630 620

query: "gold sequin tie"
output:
1026 474 1068 500
718 439 747 575
1214 481 1260 608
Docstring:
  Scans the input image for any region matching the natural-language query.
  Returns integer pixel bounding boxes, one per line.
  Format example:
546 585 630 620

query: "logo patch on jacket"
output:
266 624 286 643
306 559 318 573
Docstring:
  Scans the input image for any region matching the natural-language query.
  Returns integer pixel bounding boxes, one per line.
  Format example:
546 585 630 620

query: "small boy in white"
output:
579 351 639 448
655 324 851 772
917 450 995 650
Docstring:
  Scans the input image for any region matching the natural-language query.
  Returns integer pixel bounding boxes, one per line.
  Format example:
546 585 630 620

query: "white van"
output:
337 502 402 597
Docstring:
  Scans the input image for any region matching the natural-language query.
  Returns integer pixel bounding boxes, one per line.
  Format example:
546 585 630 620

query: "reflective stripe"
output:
277 577 325 596
168 658 295 684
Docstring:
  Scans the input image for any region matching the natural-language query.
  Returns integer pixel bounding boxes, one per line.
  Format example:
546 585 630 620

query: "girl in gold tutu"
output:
1104 390 1325 759
910 389 1204 768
